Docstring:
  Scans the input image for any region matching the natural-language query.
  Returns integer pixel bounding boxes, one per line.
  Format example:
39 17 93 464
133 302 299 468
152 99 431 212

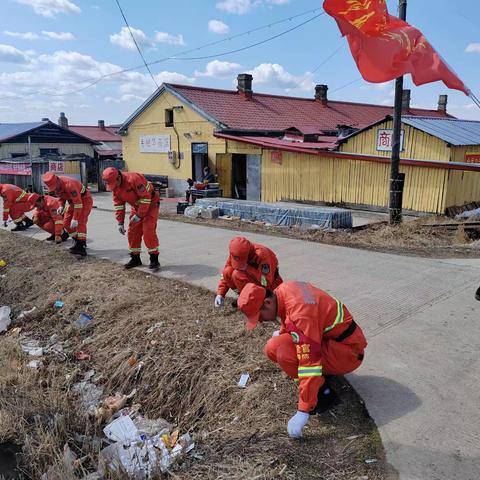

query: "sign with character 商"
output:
376 129 405 152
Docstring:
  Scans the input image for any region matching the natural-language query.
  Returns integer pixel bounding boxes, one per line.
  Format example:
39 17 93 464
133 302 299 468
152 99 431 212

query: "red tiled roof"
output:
68 125 121 142
169 84 453 132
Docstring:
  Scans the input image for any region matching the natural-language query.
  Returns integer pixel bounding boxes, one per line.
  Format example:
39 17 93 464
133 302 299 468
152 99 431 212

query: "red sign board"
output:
0 162 32 176
271 150 283 165
465 153 480 164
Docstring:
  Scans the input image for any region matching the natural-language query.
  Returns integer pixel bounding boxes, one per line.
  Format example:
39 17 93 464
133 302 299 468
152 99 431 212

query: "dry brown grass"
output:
0 230 396 479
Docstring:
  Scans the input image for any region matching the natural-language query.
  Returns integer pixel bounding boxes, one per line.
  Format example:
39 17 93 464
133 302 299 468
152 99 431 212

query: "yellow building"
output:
119 76 480 213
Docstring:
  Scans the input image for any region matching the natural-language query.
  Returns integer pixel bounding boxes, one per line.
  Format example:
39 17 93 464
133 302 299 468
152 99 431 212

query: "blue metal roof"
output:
0 121 48 142
402 116 480 146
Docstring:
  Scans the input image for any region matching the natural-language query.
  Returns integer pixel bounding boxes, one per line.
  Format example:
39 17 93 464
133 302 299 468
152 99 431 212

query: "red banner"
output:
323 0 469 95
0 162 32 176
465 154 480 164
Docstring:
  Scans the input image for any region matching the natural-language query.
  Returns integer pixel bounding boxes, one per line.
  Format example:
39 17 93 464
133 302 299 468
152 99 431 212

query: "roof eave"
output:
118 83 227 134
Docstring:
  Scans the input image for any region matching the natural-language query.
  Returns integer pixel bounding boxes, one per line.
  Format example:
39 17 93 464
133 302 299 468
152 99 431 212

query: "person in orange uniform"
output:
102 167 161 270
0 183 35 231
32 194 69 244
42 172 93 257
215 236 283 307
237 281 367 439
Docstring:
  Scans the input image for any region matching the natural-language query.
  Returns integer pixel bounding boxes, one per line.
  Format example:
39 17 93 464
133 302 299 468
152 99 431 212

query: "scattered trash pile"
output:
0 298 196 479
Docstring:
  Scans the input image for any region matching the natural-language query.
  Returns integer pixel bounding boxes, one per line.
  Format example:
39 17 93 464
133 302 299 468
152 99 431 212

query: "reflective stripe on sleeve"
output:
15 191 27 202
298 365 322 378
324 299 345 333
114 205 125 210
73 204 83 209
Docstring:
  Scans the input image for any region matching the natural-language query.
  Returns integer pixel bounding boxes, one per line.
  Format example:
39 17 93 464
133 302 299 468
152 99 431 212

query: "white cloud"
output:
195 60 242 78
119 71 195 96
0 44 30 64
154 32 185 46
373 81 394 91
466 43 480 54
105 94 145 104
4 31 40 40
110 27 154 51
15 0 81 17
247 63 314 92
52 100 67 108
41 31 75 40
208 20 230 34
215 0 287 14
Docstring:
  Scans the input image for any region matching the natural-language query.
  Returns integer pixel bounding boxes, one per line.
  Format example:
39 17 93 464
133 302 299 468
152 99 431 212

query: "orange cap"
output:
238 283 266 330
229 236 252 269
42 172 58 190
102 167 119 191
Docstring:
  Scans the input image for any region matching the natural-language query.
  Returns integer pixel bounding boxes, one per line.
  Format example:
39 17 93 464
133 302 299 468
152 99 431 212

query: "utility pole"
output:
389 0 408 224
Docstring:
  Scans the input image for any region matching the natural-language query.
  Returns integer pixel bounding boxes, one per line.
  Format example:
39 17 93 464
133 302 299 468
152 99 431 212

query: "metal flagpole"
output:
389 0 408 224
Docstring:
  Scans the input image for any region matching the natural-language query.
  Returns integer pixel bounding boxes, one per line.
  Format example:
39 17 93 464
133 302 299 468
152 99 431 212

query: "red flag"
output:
323 0 470 95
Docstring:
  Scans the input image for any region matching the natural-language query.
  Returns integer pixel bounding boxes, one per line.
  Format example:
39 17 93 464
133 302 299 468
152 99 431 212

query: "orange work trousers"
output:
264 331 364 380
34 212 57 235
9 203 34 222
64 193 93 242
222 265 283 293
128 199 160 255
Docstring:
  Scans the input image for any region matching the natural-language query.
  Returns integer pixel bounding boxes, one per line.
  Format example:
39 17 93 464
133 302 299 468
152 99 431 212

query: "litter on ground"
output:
0 305 12 333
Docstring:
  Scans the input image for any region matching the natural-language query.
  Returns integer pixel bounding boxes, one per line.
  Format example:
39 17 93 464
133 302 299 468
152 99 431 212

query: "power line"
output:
330 77 363 94
114 0 158 89
0 7 324 100
311 43 345 74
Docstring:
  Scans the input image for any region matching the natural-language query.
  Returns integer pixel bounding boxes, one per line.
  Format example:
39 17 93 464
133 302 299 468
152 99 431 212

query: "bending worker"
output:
0 183 35 231
32 194 69 244
237 281 367 439
215 236 283 307
102 167 161 271
42 172 93 257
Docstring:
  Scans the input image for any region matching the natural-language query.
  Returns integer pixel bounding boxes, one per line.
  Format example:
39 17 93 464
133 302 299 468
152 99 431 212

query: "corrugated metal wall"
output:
261 150 450 214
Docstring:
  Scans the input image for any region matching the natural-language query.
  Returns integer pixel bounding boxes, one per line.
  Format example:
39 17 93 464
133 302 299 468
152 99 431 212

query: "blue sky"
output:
0 0 479 125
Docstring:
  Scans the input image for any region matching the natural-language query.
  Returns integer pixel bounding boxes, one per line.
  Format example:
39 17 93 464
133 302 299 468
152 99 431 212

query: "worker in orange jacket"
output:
215 236 283 307
0 183 36 231
42 172 93 257
32 194 69 244
238 281 367 439
102 167 161 270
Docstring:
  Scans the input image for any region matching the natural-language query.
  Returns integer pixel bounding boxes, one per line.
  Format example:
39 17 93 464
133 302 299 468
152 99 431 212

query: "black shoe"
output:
310 378 341 415
23 217 34 230
125 254 142 269
45 234 55 241
70 240 87 257
11 222 26 232
476 286 480 302
61 230 69 242
148 253 160 270
69 238 78 251
231 299 238 309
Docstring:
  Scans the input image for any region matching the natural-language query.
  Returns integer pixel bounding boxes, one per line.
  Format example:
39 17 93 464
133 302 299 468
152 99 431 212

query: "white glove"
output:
287 411 310 439
70 219 79 229
272 330 280 337
131 215 141 223
118 224 126 235
214 295 224 307
56 206 64 215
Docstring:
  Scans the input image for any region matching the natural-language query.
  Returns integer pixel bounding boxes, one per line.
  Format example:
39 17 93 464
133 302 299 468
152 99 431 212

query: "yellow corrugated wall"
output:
340 119 451 161
261 150 449 213
63 161 81 174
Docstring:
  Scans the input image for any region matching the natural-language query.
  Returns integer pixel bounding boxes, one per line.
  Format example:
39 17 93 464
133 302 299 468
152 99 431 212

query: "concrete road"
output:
2 199 480 480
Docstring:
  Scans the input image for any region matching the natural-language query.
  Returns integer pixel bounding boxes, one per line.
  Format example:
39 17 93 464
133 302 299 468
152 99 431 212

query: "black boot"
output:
45 234 55 241
231 299 238 309
70 240 87 257
310 378 341 415
148 253 161 270
69 238 78 251
61 230 69 242
125 254 142 269
11 221 26 232
23 217 34 230
475 286 480 301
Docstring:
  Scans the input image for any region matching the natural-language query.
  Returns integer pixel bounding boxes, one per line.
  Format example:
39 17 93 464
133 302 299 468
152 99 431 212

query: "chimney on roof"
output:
41 117 49 122
315 84 328 106
58 112 68 128
98 120 105 130
438 94 448 113
237 73 253 100
401 89 411 112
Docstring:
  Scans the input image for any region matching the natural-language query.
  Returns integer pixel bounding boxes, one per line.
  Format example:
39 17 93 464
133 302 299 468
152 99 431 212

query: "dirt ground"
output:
161 211 480 259
0 231 396 480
